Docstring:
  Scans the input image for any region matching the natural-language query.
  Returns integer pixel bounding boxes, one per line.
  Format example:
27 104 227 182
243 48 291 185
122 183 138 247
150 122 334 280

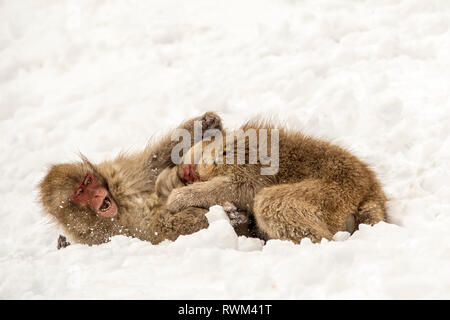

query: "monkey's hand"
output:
156 166 185 198
222 202 250 227
222 202 257 238
200 111 223 135
184 111 223 136
166 188 193 213
149 111 223 172
57 235 71 250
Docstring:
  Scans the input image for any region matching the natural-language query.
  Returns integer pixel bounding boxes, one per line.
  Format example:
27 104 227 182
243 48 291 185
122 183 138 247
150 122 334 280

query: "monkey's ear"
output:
78 152 92 167
78 153 101 177
77 153 112 189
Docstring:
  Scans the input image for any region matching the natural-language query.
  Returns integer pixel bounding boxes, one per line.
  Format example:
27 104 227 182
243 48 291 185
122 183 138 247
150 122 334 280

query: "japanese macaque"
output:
39 112 233 247
157 120 388 243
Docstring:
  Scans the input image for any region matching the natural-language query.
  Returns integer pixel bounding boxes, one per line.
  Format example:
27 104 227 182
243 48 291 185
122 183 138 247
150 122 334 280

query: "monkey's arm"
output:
155 166 185 198
166 176 240 213
147 112 223 170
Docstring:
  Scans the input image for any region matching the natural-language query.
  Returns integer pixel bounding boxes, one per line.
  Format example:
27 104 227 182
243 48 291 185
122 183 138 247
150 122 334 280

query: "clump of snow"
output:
165 205 264 251
1 0 450 299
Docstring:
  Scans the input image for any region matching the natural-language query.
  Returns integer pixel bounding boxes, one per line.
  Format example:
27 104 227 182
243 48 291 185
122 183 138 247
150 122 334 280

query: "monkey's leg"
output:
164 207 209 239
253 180 358 243
355 196 387 226
158 205 257 241
154 205 235 244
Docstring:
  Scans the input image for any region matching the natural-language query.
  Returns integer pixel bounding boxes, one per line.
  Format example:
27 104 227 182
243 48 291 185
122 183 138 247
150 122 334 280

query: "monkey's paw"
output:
222 202 250 227
57 235 71 250
201 111 222 134
166 189 190 213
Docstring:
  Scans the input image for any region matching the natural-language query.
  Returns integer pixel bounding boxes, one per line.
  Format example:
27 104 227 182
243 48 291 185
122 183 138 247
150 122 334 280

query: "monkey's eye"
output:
84 175 92 186
76 187 84 196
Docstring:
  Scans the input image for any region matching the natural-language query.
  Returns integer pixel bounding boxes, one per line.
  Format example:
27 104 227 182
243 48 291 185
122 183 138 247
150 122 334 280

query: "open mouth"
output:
99 196 112 212
94 193 117 218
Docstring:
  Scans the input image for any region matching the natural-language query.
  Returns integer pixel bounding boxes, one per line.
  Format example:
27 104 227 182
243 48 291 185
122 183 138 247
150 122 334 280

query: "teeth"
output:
100 197 111 211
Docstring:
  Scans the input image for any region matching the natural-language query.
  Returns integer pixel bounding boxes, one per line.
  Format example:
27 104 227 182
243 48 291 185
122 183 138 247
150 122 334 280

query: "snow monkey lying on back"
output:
39 112 256 247
157 120 388 243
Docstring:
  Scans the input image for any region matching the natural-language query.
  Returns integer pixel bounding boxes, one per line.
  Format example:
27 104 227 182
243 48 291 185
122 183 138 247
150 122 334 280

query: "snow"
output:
1 0 450 299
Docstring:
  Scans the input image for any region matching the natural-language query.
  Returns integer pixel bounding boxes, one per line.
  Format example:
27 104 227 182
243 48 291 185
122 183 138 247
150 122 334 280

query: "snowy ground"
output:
1 0 450 299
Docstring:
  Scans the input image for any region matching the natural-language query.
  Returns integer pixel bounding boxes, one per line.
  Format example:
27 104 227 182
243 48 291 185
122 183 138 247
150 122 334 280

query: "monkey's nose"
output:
93 188 107 198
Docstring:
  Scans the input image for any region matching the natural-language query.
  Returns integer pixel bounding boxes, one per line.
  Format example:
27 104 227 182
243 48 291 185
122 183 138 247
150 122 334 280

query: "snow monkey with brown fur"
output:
38 112 251 247
158 120 388 243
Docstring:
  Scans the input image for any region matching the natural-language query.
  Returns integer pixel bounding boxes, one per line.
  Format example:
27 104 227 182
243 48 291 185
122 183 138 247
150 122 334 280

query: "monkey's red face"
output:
71 173 118 218
180 164 201 184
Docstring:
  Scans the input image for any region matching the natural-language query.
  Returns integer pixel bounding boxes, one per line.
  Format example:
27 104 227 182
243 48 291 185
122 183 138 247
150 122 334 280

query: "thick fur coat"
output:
162 120 387 243
39 113 223 245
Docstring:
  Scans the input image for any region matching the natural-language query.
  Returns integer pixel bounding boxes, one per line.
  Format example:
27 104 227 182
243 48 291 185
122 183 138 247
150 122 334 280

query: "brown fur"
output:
39 112 224 245
162 120 388 243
